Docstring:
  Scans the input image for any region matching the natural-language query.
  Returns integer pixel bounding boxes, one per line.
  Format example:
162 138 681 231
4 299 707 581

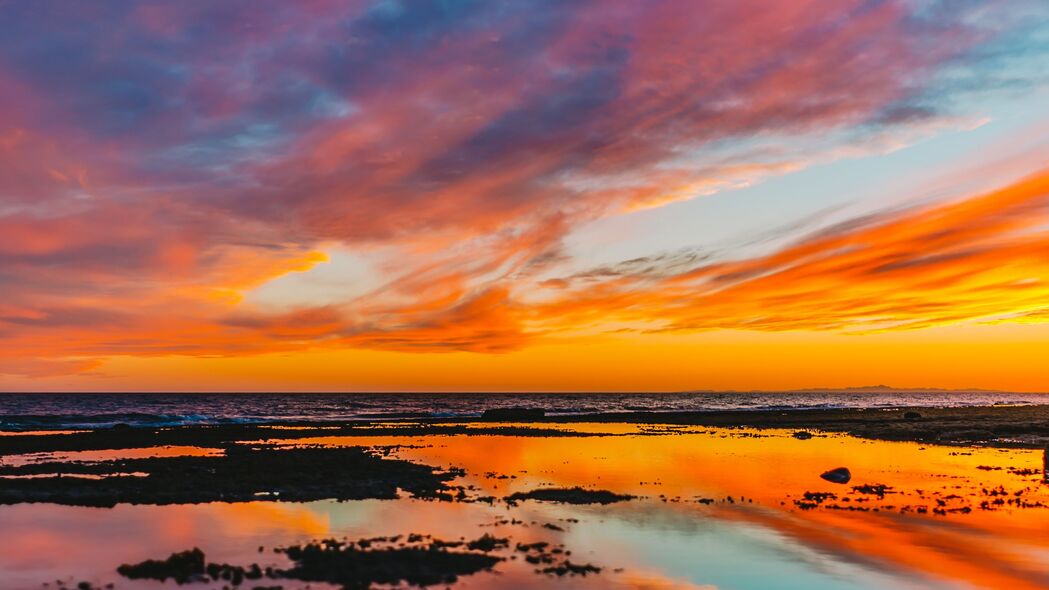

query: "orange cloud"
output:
532 169 1049 335
1 0 1046 385
5 167 1049 381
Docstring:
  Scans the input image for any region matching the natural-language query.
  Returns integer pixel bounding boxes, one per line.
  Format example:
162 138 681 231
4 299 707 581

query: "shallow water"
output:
2 426 1048 589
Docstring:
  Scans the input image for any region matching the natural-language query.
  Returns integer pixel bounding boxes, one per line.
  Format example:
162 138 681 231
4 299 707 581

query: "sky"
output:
2 0 1049 392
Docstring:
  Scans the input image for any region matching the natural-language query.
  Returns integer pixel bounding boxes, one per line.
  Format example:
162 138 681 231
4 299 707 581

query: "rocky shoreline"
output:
3 404 1048 456
512 404 1049 448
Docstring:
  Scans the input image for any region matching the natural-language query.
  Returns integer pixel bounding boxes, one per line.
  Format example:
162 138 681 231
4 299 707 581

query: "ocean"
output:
0 390 1041 431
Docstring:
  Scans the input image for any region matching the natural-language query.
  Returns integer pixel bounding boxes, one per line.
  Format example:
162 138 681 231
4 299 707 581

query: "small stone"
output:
820 467 852 484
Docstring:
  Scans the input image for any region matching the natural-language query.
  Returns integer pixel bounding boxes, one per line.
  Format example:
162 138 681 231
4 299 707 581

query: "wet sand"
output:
2 406 1049 589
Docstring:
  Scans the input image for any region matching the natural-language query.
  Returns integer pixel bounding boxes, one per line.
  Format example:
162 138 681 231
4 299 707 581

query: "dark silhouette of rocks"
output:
117 548 206 584
117 537 506 589
0 446 459 506
506 487 635 505
279 538 502 588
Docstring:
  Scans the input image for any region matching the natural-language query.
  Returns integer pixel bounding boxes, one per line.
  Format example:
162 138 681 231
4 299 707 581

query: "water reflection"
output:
1 427 1047 589
385 427 1049 588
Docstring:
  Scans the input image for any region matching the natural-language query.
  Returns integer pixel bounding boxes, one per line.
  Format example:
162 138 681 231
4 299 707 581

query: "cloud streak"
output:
532 168 1049 335
1 0 1047 379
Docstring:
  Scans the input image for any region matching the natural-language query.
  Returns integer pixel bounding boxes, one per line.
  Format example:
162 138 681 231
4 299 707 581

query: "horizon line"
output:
2 387 1044 395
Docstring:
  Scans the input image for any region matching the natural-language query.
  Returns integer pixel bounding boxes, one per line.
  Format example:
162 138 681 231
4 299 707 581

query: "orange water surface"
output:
1 426 1047 589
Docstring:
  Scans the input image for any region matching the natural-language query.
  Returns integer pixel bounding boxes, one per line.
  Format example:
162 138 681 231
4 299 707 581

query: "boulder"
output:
820 467 852 484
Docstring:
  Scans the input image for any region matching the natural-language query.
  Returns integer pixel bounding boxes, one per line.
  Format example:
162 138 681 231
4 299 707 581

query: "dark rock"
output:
802 491 837 503
540 561 602 577
482 408 546 420
792 431 814 440
820 467 852 484
505 487 635 505
466 534 509 552
852 483 894 497
0 446 458 506
903 412 922 420
117 548 206 584
279 538 502 588
121 537 503 590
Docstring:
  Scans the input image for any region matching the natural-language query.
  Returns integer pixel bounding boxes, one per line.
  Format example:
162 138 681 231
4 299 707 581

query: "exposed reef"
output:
505 487 636 505
0 445 458 506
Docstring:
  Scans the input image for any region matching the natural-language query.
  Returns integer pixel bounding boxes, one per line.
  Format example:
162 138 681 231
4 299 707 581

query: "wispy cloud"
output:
0 0 1047 378
532 168 1049 334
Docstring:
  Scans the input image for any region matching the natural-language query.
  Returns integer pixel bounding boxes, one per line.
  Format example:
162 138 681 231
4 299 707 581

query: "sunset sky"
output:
2 0 1049 392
